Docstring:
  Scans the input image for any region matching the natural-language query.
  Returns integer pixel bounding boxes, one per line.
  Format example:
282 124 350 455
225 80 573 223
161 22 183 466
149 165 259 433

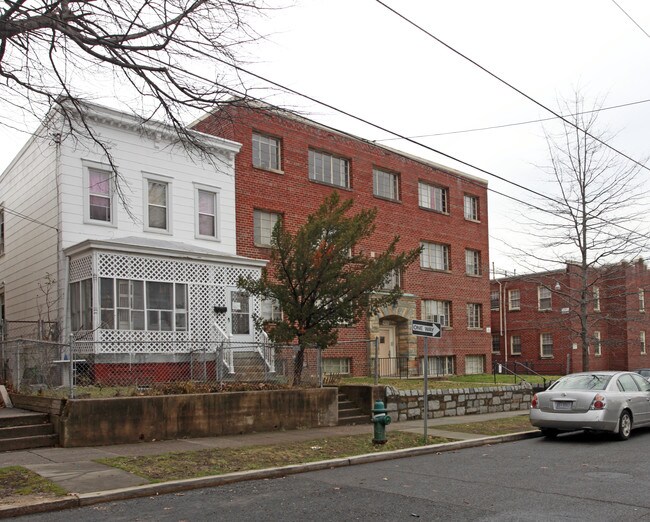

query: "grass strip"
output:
0 466 67 499
434 415 533 436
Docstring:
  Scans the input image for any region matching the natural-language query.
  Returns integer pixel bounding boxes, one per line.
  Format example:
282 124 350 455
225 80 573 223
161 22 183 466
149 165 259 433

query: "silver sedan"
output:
529 371 650 440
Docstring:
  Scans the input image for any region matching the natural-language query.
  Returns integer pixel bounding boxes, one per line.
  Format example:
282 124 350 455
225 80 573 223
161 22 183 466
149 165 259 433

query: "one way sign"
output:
411 319 441 338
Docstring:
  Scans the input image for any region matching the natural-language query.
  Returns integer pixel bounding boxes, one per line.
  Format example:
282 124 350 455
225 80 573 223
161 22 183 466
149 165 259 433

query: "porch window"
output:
70 279 92 331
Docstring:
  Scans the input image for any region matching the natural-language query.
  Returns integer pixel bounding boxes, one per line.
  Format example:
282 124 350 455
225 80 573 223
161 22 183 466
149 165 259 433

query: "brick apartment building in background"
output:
491 259 650 375
194 101 492 377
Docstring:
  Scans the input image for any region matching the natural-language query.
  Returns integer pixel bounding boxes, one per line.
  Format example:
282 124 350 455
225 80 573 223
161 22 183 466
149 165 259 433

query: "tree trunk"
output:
293 345 305 386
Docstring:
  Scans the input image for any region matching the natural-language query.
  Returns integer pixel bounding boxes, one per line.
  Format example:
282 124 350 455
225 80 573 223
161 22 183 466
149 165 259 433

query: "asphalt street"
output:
16 428 650 521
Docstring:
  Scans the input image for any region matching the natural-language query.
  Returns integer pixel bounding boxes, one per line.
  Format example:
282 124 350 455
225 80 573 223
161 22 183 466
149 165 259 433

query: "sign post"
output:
411 319 441 442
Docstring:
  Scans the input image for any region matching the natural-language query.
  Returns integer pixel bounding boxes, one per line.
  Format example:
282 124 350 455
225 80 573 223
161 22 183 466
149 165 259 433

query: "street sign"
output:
411 319 441 338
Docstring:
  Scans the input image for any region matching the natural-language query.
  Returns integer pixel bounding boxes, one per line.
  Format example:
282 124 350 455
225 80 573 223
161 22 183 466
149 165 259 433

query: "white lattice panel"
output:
226 267 258 287
97 329 192 353
69 256 92 282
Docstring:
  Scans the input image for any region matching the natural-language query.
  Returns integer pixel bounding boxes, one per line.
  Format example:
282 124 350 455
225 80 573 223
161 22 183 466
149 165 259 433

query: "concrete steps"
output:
337 392 369 426
0 411 57 452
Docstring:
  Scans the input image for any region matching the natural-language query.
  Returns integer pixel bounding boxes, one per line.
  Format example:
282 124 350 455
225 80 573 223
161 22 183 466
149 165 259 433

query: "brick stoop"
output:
337 391 369 426
0 411 57 452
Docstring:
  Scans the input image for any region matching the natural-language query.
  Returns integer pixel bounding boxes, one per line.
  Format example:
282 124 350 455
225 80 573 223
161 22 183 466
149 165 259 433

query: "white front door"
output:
227 289 254 342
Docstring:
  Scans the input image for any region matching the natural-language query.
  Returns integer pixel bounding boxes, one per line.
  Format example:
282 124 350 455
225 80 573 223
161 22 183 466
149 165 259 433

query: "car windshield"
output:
636 370 650 377
551 374 612 391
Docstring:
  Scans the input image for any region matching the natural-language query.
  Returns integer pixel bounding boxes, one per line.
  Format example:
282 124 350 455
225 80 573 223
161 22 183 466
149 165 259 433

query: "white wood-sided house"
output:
0 102 269 378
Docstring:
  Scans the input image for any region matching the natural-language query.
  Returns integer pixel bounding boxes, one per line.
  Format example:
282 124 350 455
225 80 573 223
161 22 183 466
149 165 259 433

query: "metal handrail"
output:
493 361 548 389
212 321 233 374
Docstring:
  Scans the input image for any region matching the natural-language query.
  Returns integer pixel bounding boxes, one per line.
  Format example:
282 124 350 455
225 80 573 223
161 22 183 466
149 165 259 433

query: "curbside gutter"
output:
0 430 541 519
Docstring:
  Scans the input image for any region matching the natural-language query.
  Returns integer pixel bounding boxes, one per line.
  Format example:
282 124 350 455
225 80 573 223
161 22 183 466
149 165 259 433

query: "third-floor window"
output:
252 132 281 171
418 182 448 213
308 149 350 188
373 168 399 201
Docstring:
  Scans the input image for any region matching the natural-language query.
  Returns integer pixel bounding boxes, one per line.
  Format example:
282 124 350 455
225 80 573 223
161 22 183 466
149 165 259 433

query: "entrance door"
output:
377 326 396 376
227 289 254 342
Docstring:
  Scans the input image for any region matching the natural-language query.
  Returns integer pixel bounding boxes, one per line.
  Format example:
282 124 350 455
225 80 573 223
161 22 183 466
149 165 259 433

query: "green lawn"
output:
341 373 559 390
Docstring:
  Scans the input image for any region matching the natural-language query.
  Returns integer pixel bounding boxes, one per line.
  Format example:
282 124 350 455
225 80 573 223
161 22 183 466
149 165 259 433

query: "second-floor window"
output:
464 194 479 221
467 303 482 329
196 189 218 239
88 168 112 223
309 149 350 188
593 287 600 311
380 268 401 291
421 242 450 271
465 249 481 276
640 289 646 312
418 182 448 213
422 299 451 327
490 290 500 310
538 286 552 311
373 168 399 201
146 179 170 231
254 209 280 247
509 289 520 310
252 132 281 171
594 331 602 356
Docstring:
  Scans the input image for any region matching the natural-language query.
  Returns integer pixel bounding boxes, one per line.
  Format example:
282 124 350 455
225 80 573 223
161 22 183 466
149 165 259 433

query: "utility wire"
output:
611 0 650 39
374 0 650 175
2 207 59 231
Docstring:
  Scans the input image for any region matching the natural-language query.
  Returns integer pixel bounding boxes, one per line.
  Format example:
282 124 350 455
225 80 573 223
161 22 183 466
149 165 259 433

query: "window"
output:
308 149 350 188
465 355 485 374
323 358 351 375
490 290 500 311
373 168 399 201
422 299 451 327
540 333 553 358
467 303 482 329
511 335 522 355
420 242 450 271
593 287 600 312
424 355 455 376
538 286 552 311
260 297 282 322
492 335 500 353
640 289 646 312
196 188 219 239
254 210 280 247
0 208 4 255
87 168 112 223
642 331 647 355
464 195 479 221
465 249 481 276
70 279 93 331
594 331 602 357
418 182 448 213
252 132 281 171
98 278 187 331
380 269 401 291
509 289 520 311
146 178 170 231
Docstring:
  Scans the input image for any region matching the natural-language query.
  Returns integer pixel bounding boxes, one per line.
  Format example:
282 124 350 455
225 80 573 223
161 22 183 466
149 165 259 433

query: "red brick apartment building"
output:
491 260 650 375
194 102 492 376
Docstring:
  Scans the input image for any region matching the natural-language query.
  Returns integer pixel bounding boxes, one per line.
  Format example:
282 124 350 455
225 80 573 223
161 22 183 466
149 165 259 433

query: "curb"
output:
0 430 541 519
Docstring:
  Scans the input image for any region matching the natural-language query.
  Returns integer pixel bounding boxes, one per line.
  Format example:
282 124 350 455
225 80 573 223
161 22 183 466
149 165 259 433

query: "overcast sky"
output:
1 0 649 274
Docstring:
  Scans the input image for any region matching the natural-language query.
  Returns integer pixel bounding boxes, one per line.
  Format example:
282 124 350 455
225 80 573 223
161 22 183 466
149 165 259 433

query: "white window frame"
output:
82 163 117 227
538 286 552 311
418 182 448 213
508 289 520 311
260 297 282 322
322 357 351 375
420 242 450 271
465 249 481 276
640 289 646 312
422 299 451 327
252 132 281 172
143 173 173 234
467 303 482 329
373 168 399 201
464 194 479 221
511 335 522 355
194 184 220 241
594 331 602 357
424 355 455 376
641 331 646 355
465 355 485 374
593 287 600 312
380 268 401 291
308 149 350 188
254 209 280 247
540 333 553 358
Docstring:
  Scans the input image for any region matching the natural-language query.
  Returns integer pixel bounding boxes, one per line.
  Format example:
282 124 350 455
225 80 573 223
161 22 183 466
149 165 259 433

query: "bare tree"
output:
1 1 269 207
512 93 648 372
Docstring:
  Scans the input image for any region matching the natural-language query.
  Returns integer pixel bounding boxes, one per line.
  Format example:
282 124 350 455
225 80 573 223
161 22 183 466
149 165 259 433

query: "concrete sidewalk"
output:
0 409 531 497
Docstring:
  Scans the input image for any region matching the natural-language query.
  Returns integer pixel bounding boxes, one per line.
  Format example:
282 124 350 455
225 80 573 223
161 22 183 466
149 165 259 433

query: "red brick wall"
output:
195 105 492 375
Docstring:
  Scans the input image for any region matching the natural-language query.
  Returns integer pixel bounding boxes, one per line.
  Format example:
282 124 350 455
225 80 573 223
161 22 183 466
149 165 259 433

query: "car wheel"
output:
617 411 632 441
540 428 558 439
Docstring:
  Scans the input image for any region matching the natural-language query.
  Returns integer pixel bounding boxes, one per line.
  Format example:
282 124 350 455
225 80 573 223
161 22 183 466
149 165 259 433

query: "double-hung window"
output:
196 188 219 239
254 210 280 247
418 182 448 213
490 290 500 310
422 299 451 327
85 167 114 225
641 331 647 355
540 333 553 357
465 249 481 276
373 168 399 201
511 335 522 355
538 286 552 310
509 289 520 310
308 149 350 188
492 335 500 353
594 331 602 356
464 195 479 221
252 132 281 171
420 242 450 271
145 177 171 232
467 303 482 329
640 289 646 312
593 287 600 312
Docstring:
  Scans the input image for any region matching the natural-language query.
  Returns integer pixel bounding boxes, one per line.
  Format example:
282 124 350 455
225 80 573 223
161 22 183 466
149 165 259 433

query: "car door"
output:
630 373 650 426
617 373 649 426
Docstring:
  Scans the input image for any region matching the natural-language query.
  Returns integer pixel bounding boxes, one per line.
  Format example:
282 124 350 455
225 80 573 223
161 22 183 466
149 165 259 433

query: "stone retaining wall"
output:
385 384 532 421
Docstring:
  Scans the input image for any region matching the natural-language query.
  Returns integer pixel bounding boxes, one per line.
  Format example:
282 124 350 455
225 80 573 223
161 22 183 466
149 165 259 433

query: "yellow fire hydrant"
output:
371 399 391 444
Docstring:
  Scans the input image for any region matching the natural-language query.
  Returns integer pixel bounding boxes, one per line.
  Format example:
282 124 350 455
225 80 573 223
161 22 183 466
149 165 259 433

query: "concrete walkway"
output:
0 409 530 496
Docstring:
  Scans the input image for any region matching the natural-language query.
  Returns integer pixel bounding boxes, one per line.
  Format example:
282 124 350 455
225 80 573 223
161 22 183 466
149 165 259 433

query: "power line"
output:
374 0 650 175
2 207 58 231
612 0 650 39
373 98 650 142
